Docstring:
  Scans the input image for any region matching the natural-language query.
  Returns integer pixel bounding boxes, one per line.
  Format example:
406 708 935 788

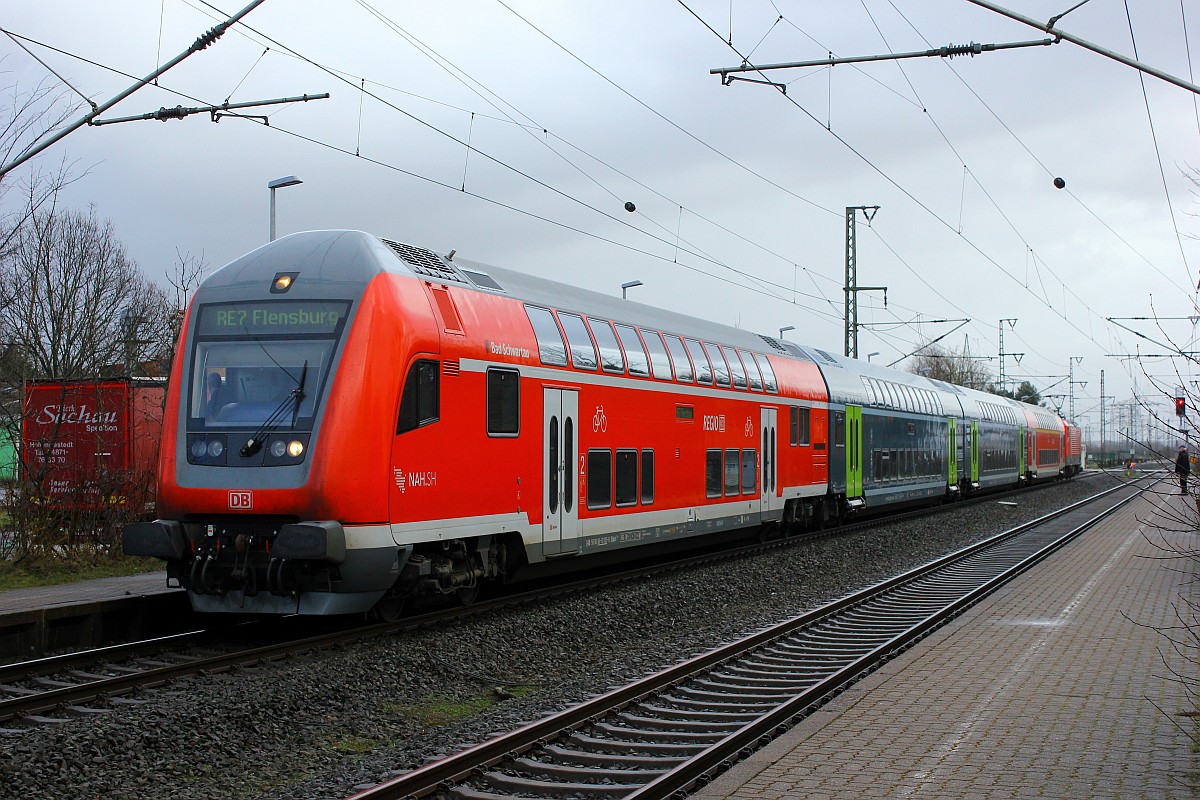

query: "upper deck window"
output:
615 324 650 377
739 350 763 391
641 330 674 381
682 338 711 384
753 353 778 393
664 335 694 383
702 342 730 387
558 312 598 371
724 346 748 389
587 318 625 374
524 305 567 366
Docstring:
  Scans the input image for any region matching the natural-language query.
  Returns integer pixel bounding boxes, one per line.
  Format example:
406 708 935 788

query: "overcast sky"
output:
3 0 1199 439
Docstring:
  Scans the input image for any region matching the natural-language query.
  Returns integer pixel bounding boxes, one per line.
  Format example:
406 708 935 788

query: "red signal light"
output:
1177 396 1187 416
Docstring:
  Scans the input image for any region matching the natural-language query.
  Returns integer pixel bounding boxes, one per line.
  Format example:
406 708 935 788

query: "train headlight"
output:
191 440 208 458
207 440 225 458
270 440 287 458
287 440 305 458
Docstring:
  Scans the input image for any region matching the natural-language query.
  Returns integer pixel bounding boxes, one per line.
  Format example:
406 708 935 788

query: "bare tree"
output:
0 201 170 379
907 339 993 389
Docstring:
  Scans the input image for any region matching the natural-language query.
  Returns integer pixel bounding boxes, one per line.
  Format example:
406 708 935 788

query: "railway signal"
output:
1176 395 1187 416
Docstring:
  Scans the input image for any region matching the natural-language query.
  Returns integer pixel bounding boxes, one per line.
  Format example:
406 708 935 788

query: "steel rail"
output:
0 472 1115 727
343 478 1143 800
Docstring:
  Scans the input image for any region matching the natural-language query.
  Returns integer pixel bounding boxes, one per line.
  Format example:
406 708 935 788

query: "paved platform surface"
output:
692 483 1200 800
0 570 174 616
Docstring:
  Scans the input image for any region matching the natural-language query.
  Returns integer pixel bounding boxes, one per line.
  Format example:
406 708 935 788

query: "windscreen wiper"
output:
239 360 309 458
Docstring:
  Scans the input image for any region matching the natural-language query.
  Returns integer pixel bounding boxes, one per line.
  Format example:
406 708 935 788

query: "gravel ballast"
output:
0 474 1127 800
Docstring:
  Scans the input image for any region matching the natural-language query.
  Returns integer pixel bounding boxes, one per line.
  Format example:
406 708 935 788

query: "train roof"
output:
205 230 815 364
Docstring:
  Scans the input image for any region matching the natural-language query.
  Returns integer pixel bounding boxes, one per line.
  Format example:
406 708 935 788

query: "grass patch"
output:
389 687 535 727
0 556 162 591
331 735 378 754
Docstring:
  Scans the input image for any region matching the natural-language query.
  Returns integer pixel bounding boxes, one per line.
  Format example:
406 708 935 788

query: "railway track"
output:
0 472 1116 730
343 478 1145 800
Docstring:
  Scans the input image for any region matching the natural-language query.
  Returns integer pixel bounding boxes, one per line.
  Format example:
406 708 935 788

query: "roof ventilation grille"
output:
382 239 466 283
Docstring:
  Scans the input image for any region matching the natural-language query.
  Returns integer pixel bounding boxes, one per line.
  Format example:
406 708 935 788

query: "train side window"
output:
790 407 799 446
641 450 654 504
724 346 748 389
558 312 599 371
588 317 626 374
642 330 674 381
703 342 731 387
615 324 650 377
753 353 778 393
486 368 520 436
705 449 722 497
685 339 714 385
615 449 638 507
524 305 567 366
724 449 740 496
741 449 757 494
797 407 810 444
834 412 846 446
664 335 695 383
397 359 440 434
739 350 763 391
587 449 612 509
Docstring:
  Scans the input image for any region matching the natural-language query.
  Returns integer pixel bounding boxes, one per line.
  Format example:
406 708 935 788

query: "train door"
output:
845 405 863 499
1019 427 1027 480
970 420 980 485
948 418 958 488
759 407 782 519
543 388 580 556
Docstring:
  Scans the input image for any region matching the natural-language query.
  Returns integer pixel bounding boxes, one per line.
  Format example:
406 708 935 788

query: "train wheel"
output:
369 593 406 623
456 583 481 606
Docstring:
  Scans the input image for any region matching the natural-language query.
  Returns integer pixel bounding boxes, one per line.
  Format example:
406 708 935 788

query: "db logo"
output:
228 490 253 510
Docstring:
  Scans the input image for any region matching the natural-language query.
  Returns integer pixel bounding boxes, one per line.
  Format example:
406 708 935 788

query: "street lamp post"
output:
779 325 795 339
621 280 643 299
268 175 303 241
867 351 880 362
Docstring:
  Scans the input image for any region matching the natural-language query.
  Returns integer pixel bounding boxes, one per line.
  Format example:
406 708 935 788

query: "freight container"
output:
22 378 165 510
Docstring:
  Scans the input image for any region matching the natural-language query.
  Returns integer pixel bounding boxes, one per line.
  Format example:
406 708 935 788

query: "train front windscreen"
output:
184 300 351 466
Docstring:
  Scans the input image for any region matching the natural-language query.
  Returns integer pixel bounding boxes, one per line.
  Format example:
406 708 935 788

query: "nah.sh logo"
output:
228 491 253 510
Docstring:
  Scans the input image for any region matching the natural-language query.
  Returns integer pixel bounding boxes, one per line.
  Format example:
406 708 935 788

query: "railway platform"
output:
691 482 1200 799
0 570 185 659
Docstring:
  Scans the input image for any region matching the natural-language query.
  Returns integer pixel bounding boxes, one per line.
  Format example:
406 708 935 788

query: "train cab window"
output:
558 313 598 371
705 450 722 498
753 354 778 393
587 449 612 509
664 335 695 383
588 318 625 374
641 450 654 504
524 305 568 366
486 368 520 436
614 324 650 377
724 449 740 496
615 449 638 507
397 359 440 434
739 350 763 391
683 338 712 384
642 330 674 381
790 406 810 445
741 449 757 494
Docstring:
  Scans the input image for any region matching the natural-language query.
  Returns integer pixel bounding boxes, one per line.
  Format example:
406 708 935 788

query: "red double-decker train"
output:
124 230 1081 617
